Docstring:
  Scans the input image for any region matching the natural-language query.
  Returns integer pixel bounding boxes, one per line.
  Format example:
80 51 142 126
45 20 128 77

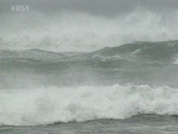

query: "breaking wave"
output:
1 8 178 52
1 85 178 126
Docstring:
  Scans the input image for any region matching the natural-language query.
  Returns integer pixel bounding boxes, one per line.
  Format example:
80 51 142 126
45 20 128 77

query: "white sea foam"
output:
1 85 178 126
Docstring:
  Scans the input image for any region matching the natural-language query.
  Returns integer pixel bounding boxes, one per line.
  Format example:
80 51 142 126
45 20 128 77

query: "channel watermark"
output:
11 5 29 12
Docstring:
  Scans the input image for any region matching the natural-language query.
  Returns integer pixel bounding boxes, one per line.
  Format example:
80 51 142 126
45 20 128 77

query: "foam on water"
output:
1 84 178 126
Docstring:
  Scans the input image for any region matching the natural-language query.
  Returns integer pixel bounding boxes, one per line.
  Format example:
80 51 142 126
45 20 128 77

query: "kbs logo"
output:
11 5 29 12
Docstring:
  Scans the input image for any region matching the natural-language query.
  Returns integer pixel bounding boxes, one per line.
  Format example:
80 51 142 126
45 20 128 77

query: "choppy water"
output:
1 40 178 133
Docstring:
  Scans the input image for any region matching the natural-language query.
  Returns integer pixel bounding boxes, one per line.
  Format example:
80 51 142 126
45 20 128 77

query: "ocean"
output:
1 40 178 133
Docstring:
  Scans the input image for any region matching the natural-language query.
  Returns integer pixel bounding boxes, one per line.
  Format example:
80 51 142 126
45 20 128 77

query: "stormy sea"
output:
2 0 178 133
1 40 178 134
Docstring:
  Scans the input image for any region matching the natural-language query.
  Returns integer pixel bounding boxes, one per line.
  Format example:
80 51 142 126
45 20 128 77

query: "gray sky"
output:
1 0 178 16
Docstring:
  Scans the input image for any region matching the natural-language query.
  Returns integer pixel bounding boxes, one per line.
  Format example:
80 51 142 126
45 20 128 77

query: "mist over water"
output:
1 7 178 52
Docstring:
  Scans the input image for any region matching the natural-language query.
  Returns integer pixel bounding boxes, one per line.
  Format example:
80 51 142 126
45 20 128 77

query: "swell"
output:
1 40 178 88
1 40 178 63
92 40 178 62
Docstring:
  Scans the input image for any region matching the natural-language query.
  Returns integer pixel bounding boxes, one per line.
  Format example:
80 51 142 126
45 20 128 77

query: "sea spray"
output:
0 85 178 126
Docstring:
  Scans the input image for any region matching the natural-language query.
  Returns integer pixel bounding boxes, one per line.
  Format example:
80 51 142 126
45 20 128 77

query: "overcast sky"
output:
1 0 178 16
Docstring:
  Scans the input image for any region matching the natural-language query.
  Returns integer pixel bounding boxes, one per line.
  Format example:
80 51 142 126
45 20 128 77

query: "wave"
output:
1 40 178 63
0 49 72 62
1 40 178 88
92 40 178 62
1 84 178 126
